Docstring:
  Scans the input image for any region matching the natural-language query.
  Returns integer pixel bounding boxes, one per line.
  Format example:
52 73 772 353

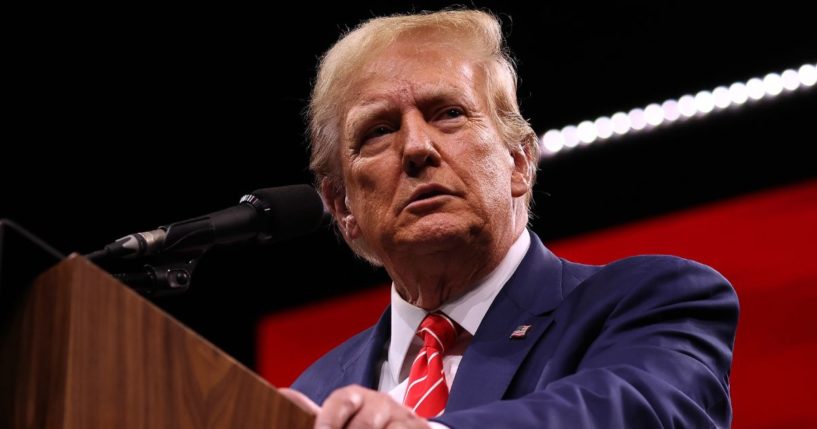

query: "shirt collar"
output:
387 230 531 383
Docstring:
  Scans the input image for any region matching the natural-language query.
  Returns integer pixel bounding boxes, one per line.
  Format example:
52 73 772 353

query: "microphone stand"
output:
110 254 201 297
92 217 219 297
84 184 328 297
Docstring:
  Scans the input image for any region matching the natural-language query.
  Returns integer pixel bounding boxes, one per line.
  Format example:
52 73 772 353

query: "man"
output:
279 9 738 429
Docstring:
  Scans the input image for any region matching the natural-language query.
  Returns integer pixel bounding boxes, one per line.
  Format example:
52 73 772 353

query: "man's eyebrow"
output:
345 99 392 128
349 86 477 116
416 90 478 111
341 99 395 143
343 81 481 133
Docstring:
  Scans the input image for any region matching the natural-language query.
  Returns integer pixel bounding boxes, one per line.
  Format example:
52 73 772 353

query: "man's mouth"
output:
414 188 445 201
404 184 455 210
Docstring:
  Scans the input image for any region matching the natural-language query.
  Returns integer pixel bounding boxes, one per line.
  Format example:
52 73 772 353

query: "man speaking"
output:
280 9 738 428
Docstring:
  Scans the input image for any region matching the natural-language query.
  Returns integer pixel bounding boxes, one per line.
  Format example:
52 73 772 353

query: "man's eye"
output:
371 126 392 136
361 125 393 143
444 108 464 118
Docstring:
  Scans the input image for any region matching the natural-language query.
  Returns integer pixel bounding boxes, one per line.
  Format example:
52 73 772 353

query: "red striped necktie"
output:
403 312 461 418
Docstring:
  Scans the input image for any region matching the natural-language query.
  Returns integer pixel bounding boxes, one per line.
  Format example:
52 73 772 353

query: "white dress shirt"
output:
377 231 531 423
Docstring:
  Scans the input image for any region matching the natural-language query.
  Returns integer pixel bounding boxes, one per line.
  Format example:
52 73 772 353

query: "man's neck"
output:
386 226 525 310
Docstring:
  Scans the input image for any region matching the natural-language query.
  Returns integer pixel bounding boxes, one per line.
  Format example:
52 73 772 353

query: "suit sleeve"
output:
434 257 739 429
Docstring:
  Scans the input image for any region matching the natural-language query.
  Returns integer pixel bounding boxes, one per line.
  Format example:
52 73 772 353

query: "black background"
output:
3 2 815 368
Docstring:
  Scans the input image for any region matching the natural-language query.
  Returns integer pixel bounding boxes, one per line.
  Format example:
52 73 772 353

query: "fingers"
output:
316 385 431 429
278 387 321 415
316 385 365 429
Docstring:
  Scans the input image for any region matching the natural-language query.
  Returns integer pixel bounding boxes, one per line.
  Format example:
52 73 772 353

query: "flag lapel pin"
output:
510 324 532 339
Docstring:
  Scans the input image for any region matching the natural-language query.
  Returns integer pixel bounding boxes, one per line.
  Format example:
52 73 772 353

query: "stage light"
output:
763 73 784 97
595 116 614 139
694 90 715 114
800 64 816 87
562 125 580 148
577 120 597 144
661 99 681 122
746 78 765 101
678 95 697 118
539 62 815 159
713 86 731 109
541 129 564 154
729 82 749 105
611 112 630 135
628 108 647 131
781 69 800 91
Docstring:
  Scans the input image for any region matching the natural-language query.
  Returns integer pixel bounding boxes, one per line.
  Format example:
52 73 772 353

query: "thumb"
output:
278 387 321 415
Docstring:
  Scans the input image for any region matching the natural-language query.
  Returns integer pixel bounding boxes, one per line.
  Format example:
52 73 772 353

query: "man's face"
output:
336 38 528 260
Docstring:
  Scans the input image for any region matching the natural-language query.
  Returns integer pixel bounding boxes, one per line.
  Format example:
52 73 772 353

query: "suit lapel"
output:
336 306 391 390
447 232 564 411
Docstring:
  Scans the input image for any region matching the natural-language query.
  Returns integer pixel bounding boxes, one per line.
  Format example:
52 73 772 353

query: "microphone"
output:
87 185 327 261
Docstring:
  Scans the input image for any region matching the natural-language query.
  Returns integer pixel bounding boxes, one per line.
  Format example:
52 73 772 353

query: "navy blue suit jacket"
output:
292 231 738 428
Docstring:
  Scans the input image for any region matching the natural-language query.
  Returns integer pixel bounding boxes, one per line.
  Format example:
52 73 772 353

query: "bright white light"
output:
694 90 715 114
763 73 784 96
712 86 731 109
611 112 630 135
628 108 647 131
678 95 697 118
577 120 597 144
562 125 580 148
746 78 765 100
644 103 664 126
729 82 748 105
800 64 817 87
661 99 681 122
595 116 614 139
539 62 817 161
541 129 564 154
781 69 800 91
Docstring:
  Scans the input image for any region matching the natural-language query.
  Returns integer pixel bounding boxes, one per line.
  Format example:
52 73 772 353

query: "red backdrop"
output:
258 178 817 428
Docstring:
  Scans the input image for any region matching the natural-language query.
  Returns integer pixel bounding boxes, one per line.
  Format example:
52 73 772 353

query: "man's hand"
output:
278 385 432 429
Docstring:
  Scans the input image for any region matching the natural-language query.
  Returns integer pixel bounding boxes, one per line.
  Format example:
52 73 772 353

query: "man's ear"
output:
320 180 361 240
510 146 531 198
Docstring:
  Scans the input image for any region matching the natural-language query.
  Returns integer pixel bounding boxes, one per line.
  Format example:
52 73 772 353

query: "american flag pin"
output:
510 324 532 339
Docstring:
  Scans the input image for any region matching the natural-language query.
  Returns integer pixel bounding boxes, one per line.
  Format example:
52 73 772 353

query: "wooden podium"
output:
0 255 315 428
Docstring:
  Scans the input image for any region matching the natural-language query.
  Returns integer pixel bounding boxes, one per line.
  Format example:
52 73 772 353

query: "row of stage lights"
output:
539 63 817 158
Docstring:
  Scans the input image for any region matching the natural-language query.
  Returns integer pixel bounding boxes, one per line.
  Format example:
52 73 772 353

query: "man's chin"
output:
392 215 475 250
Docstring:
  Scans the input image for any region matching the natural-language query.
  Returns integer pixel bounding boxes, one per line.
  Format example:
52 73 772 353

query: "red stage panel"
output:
256 286 390 390
257 178 817 428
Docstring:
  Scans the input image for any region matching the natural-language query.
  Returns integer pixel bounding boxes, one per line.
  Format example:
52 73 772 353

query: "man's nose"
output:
401 113 441 176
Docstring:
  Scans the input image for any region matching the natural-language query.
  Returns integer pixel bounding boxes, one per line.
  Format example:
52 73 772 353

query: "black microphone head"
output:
241 184 328 243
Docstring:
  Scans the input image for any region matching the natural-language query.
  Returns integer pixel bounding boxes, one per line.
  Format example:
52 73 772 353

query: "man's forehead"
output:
346 53 480 105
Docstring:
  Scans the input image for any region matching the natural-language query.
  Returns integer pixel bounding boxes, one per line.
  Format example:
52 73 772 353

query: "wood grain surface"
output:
1 255 315 429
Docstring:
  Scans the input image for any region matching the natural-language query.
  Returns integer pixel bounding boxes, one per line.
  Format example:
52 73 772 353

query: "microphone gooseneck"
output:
86 184 326 262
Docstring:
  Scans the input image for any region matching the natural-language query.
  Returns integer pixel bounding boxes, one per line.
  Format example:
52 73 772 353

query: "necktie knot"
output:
417 313 460 352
